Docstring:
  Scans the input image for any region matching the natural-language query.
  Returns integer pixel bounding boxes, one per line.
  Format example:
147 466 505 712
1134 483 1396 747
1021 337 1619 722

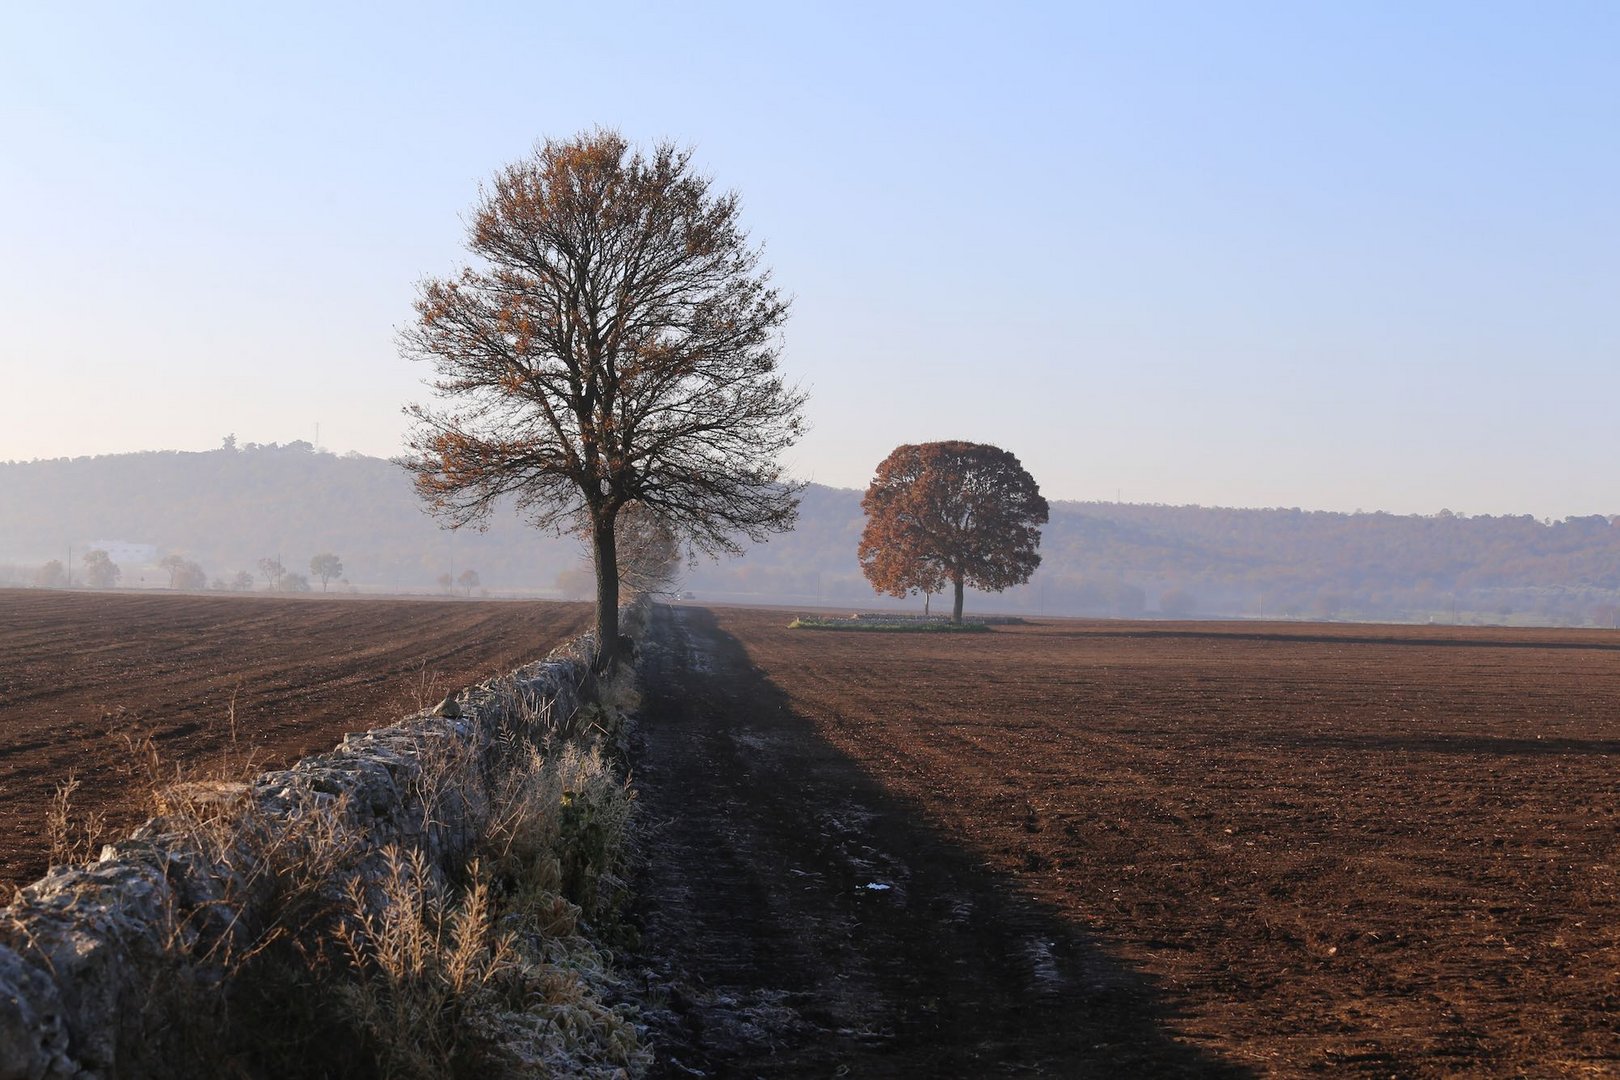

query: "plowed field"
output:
0 589 588 889
643 606 1619 1076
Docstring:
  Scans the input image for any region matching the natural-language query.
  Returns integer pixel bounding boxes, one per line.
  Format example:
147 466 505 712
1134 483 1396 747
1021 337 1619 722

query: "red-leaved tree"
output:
858 441 1049 623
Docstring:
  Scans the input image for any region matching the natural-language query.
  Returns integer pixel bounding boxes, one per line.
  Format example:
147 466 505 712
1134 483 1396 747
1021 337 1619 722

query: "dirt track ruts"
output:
633 604 1619 1077
630 604 1242 1077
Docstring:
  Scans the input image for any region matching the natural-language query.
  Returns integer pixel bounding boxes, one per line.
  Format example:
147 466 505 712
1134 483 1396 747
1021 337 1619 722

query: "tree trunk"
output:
591 513 621 674
951 573 964 625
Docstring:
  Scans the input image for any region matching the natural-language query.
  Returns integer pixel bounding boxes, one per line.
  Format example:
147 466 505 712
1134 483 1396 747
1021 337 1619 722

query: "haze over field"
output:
3 3 1618 521
7 445 1620 626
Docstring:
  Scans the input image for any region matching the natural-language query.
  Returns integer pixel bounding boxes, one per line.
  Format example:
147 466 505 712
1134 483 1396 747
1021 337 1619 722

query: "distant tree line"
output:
21 549 350 595
0 443 562 592
8 445 1620 626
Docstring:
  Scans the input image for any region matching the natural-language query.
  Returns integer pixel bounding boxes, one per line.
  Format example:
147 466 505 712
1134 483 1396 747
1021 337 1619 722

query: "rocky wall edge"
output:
0 604 647 1080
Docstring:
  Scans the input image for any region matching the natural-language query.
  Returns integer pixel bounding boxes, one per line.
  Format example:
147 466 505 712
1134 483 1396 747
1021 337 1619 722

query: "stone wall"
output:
0 629 607 1080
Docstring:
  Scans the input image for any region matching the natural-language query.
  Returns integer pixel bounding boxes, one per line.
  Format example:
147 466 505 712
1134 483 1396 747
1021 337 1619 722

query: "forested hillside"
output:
685 490 1620 625
4 444 1620 625
0 442 582 593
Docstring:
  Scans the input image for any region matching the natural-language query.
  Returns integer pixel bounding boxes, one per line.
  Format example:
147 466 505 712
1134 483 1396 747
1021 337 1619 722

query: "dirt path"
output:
628 604 1247 1077
648 606 1620 1076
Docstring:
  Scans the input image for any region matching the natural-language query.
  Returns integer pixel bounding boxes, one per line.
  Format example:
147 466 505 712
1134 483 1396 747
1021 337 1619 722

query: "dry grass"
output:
331 847 520 1078
320 665 647 1078
45 773 106 866
484 740 636 926
28 654 648 1078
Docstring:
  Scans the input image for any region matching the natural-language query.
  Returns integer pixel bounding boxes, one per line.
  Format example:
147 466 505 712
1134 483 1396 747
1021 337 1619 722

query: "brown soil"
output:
0 588 588 890
631 605 1619 1077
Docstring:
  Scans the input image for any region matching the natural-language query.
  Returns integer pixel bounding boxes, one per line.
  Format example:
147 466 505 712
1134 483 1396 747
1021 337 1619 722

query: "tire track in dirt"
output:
628 605 1245 1077
698 606 1620 1076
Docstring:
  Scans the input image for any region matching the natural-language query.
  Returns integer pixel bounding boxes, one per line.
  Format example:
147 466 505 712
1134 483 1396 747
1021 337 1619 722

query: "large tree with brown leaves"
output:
858 441 1049 623
401 131 805 671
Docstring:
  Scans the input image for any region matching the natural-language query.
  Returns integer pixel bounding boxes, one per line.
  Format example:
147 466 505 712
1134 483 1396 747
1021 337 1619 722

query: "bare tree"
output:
401 130 805 671
160 555 186 589
159 554 206 590
558 500 685 605
456 568 480 596
257 556 285 590
615 501 683 600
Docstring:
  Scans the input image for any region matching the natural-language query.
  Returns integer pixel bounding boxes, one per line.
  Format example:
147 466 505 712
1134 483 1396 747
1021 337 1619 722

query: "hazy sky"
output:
2 2 1616 517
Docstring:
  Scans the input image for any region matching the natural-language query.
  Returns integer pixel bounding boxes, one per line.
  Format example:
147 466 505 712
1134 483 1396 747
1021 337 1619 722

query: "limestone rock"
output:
0 945 67 1080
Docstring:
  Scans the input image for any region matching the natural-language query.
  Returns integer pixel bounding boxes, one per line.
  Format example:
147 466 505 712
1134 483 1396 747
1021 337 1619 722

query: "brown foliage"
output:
400 130 805 668
858 441 1048 621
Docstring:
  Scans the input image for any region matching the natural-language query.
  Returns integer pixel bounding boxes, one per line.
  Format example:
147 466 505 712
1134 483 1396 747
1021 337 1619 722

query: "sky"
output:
1 1 1616 518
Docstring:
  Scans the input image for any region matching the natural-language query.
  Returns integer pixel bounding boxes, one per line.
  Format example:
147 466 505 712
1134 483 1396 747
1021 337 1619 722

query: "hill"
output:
4 444 1620 624
0 442 582 594
685 489 1620 626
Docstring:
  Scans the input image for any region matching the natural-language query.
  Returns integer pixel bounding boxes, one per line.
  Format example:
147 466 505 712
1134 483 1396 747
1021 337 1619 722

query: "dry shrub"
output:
321 669 648 1079
484 667 639 927
395 659 449 717
123 792 371 1080
330 847 520 1078
404 724 486 863
327 844 647 1079
45 773 106 866
484 741 635 923
37 655 647 1078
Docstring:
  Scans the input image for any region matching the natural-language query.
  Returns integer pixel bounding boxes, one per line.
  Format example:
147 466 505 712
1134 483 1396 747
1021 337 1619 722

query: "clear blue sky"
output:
2 1 1616 517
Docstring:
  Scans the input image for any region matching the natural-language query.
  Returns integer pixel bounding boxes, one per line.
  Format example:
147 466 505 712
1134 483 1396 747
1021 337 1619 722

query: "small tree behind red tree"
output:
400 130 805 673
858 441 1049 624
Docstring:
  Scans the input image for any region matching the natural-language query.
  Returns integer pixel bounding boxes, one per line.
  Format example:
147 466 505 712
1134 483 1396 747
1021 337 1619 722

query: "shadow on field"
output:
1037 625 1620 653
629 605 1249 1078
1297 732 1620 757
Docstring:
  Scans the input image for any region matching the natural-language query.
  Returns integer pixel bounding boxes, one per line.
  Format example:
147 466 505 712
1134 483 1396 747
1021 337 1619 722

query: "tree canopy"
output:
401 130 805 670
82 549 120 590
310 553 343 591
859 441 1049 623
159 554 207 590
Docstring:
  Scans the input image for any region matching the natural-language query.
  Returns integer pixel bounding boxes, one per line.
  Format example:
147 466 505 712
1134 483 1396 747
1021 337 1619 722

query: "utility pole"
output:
66 545 72 587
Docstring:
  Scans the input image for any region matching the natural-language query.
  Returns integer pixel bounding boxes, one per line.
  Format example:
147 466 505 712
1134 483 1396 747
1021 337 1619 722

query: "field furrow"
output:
710 607 1620 1075
0 589 588 887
